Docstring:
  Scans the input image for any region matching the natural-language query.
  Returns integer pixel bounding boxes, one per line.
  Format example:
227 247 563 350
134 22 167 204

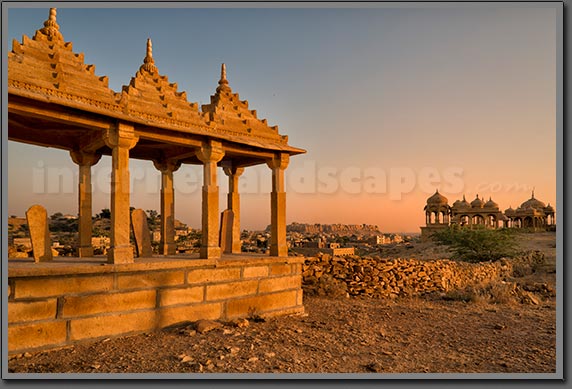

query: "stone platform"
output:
8 254 304 355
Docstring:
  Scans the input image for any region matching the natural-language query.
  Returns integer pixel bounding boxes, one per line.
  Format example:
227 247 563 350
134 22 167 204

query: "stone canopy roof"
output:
8 8 304 157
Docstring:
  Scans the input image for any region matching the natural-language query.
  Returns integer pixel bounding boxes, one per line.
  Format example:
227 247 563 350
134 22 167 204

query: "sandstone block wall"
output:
8 257 304 354
302 254 514 298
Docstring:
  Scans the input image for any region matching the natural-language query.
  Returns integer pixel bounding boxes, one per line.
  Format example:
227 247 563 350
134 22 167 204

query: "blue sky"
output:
6 4 559 232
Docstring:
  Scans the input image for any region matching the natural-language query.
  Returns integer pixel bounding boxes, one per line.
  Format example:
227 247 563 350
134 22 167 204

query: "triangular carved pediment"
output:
8 8 121 111
202 64 288 144
120 39 206 127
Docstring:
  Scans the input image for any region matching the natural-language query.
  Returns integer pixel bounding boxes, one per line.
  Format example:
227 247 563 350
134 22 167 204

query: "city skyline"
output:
6 4 560 232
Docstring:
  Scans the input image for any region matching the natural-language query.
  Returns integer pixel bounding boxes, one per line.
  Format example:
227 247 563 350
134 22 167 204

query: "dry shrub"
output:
303 274 348 298
520 281 556 299
486 282 519 304
442 287 479 303
443 281 519 305
511 250 548 277
316 274 348 298
511 261 534 278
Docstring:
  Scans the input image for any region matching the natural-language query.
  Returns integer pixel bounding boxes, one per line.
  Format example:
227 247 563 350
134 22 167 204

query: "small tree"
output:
50 212 63 220
97 209 111 219
146 210 160 231
432 225 518 263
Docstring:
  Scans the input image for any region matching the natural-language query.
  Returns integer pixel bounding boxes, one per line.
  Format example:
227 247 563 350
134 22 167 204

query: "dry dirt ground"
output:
8 233 557 375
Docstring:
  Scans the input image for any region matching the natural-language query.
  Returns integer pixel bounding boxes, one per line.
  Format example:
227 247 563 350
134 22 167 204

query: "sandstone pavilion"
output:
7 8 306 355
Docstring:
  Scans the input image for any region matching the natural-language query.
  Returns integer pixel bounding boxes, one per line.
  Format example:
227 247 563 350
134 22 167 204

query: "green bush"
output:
432 225 518 263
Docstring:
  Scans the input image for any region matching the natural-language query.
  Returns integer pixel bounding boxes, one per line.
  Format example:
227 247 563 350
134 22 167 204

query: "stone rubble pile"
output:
302 254 515 298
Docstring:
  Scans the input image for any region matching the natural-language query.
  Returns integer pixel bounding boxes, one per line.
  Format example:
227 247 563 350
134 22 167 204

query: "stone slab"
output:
131 209 153 258
8 321 67 352
25 204 53 262
220 209 234 254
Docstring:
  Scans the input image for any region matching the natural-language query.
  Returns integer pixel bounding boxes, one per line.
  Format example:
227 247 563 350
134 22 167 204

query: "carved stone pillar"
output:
196 140 225 259
223 166 244 254
70 151 102 257
267 153 289 257
153 159 181 256
103 122 138 264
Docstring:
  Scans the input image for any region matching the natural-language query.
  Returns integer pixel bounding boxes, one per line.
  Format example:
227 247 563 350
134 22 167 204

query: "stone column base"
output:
200 246 221 259
270 244 288 257
161 243 177 256
77 246 94 258
107 246 134 264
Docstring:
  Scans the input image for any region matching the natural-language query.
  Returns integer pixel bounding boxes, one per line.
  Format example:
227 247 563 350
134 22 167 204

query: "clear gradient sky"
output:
5 4 559 233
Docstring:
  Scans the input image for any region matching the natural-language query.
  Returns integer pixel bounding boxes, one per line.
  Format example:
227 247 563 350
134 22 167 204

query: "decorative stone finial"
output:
140 38 158 73
39 8 63 40
532 188 535 199
462 195 466 201
48 8 57 22
217 63 231 92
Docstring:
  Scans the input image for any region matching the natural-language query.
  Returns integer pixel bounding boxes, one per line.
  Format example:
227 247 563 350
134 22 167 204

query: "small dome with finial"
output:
426 189 448 205
484 197 499 209
453 194 470 209
471 194 484 208
520 190 546 210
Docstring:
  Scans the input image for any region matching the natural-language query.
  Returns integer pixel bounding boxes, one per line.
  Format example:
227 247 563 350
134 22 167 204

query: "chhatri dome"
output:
426 189 448 205
452 195 470 209
519 191 546 210
484 197 499 209
470 194 484 208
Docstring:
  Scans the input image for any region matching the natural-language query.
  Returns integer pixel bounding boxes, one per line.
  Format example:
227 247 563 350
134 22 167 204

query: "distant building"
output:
450 194 506 228
420 190 555 240
13 238 32 249
331 247 355 257
504 192 555 229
